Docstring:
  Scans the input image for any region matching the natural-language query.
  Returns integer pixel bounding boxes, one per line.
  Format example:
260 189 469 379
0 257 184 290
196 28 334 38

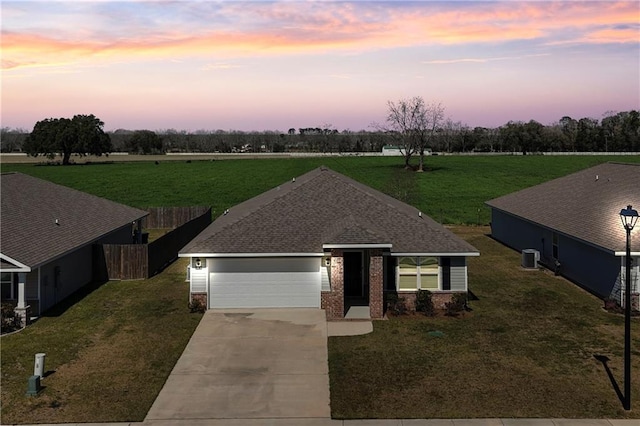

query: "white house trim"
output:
392 252 480 257
179 253 325 258
322 244 393 249
0 254 31 272
614 251 640 257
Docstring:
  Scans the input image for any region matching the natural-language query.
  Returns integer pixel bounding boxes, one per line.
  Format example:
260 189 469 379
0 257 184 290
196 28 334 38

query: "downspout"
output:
38 267 41 317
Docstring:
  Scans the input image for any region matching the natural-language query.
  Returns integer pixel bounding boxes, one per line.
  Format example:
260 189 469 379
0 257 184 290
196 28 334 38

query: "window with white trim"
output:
397 257 439 291
1 272 15 300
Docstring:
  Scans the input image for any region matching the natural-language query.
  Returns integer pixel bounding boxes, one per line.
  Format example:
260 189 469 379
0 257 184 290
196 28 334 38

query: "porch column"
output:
369 250 384 319
16 272 26 309
328 249 345 319
15 272 30 327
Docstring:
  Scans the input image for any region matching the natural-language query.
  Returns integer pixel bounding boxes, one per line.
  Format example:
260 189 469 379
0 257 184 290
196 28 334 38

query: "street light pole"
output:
624 223 631 411
620 204 638 411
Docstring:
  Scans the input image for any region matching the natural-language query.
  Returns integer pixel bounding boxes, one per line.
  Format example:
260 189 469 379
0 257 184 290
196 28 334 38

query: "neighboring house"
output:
0 172 148 323
179 167 479 319
486 162 640 309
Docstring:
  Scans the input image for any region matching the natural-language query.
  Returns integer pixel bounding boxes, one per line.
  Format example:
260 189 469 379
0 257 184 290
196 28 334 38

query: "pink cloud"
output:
2 1 638 71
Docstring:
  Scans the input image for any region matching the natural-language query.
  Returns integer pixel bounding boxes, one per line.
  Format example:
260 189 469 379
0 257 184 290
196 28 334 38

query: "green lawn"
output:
0 259 202 424
2 155 638 224
328 226 640 419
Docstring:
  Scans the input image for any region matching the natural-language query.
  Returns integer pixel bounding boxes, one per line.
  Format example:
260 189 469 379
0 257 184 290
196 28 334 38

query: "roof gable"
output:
486 162 640 252
181 167 478 255
1 172 148 268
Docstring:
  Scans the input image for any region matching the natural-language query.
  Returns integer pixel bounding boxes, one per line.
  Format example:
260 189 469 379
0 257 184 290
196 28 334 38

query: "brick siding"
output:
369 250 384 319
390 291 465 312
322 249 344 320
191 292 207 309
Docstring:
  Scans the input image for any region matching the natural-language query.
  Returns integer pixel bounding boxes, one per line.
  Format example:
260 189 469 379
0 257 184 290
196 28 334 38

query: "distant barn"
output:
381 145 402 156
381 145 431 156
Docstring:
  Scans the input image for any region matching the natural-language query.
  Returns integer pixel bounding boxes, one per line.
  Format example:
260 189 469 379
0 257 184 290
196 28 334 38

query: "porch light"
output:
619 204 637 411
194 258 202 269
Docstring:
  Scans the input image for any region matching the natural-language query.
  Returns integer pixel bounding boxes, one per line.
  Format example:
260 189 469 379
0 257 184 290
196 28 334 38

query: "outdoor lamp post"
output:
620 204 638 411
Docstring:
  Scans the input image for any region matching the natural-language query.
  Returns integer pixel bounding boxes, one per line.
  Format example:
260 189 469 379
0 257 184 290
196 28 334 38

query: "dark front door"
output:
344 251 364 298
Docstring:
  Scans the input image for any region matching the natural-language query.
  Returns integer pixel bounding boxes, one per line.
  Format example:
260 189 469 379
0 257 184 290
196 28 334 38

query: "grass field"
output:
1 154 638 224
328 226 640 419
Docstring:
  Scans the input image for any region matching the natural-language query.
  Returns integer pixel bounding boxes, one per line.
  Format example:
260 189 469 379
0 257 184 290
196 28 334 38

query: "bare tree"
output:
414 101 445 171
375 97 445 171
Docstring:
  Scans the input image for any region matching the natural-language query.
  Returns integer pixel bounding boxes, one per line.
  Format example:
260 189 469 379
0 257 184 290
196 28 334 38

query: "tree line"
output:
2 108 638 165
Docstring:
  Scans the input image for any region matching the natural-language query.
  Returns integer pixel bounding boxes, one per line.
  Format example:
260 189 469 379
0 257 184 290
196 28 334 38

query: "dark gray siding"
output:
97 225 134 245
491 208 619 299
450 257 467 291
491 210 544 253
556 234 619 299
39 224 135 314
40 245 93 313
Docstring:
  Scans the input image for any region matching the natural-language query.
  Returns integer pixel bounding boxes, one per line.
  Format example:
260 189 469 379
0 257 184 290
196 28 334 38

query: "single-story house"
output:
486 162 640 309
0 172 148 323
179 166 479 319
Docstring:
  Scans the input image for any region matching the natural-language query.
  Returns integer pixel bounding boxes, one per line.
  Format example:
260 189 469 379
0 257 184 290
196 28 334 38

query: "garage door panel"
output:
209 271 320 308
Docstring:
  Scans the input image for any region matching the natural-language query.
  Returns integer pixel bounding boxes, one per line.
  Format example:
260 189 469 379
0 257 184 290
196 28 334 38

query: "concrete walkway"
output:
327 320 373 336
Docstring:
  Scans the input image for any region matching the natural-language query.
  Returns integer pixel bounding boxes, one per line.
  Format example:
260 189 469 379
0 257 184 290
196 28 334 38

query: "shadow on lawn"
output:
40 279 109 318
379 163 449 173
594 354 625 406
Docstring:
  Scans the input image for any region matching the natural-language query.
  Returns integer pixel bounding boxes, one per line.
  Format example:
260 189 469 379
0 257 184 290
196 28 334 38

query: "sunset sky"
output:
2 1 639 132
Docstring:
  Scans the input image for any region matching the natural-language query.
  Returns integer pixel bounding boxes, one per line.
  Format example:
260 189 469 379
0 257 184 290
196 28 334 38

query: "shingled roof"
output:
1 172 148 269
181 167 478 255
486 162 640 253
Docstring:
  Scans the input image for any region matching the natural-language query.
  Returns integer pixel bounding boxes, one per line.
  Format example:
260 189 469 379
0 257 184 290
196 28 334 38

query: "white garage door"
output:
208 257 321 308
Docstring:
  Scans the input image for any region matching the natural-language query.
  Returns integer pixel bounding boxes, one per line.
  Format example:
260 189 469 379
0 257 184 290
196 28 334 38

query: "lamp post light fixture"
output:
620 204 638 411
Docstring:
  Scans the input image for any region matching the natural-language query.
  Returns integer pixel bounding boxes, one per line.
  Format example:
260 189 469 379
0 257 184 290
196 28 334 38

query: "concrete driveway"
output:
145 309 330 422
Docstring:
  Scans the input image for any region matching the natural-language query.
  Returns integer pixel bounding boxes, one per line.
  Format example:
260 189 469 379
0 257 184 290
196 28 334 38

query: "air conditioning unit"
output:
522 249 540 269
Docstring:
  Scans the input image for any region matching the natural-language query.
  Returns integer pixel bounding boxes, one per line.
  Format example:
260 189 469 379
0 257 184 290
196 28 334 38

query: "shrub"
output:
385 293 407 316
445 293 467 316
393 297 408 315
188 298 206 314
1 303 21 333
604 298 619 311
415 289 435 316
385 292 397 310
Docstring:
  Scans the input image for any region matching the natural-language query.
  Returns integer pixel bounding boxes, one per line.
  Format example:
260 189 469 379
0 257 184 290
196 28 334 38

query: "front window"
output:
397 257 439 291
1 272 15 300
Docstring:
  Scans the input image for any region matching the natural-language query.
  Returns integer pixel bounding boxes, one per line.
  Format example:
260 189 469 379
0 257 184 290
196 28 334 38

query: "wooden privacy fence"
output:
143 206 210 229
102 244 148 280
101 206 211 280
